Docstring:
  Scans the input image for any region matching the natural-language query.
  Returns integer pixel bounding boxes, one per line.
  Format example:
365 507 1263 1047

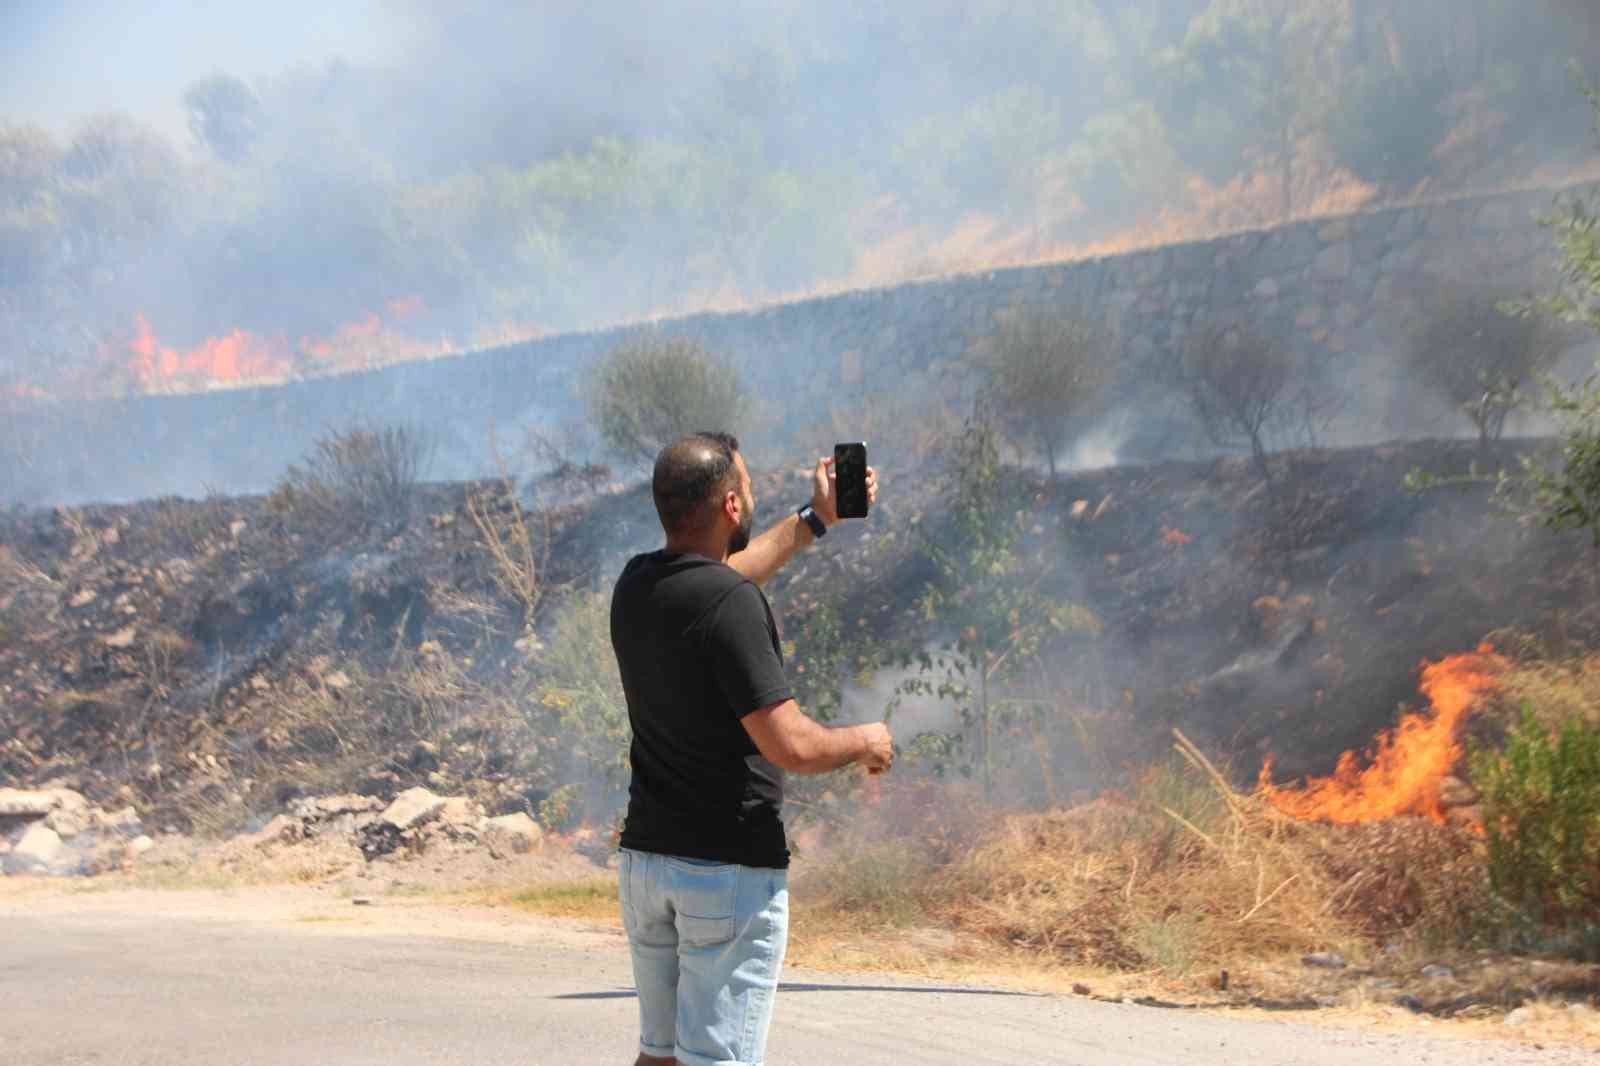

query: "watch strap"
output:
797 503 827 538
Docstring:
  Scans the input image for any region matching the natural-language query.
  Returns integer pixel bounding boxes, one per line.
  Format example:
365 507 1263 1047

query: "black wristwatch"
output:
797 503 827 538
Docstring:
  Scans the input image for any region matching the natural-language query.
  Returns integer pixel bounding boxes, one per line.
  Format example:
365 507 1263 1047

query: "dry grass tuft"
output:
794 732 1498 983
506 879 619 920
1308 818 1486 946
0 543 55 591
1493 652 1600 732
465 476 548 631
923 733 1358 973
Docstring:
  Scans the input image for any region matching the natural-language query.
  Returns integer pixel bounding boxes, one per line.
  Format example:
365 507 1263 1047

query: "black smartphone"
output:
834 442 869 519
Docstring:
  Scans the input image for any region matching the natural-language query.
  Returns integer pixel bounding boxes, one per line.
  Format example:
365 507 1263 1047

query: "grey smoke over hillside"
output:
3 0 1599 415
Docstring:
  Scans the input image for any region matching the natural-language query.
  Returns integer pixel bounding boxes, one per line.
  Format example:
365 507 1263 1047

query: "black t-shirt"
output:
611 550 793 868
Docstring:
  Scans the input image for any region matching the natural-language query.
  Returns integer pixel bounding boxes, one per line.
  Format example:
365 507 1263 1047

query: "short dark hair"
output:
652 431 741 535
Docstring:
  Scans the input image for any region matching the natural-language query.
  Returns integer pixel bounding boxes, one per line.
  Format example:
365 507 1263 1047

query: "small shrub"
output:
586 334 745 466
269 423 432 541
533 590 631 795
1406 286 1567 448
976 308 1108 479
149 490 234 551
797 838 936 926
1515 373 1600 546
465 476 548 632
1171 325 1296 478
1128 912 1204 975
1133 753 1229 848
1471 707 1600 941
538 782 583 831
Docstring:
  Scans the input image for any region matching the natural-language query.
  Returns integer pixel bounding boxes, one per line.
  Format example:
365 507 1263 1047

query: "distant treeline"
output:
2 0 1597 396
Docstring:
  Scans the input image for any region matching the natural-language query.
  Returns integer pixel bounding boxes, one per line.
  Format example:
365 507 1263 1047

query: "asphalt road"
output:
2 907 1586 1066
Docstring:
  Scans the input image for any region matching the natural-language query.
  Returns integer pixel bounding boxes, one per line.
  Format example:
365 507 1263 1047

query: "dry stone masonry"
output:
4 180 1590 506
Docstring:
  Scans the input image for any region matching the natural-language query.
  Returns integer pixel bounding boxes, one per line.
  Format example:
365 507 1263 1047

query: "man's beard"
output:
728 499 754 555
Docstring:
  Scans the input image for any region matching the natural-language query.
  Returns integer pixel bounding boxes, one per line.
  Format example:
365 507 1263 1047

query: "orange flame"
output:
8 381 48 399
127 311 297 387
1258 643 1506 823
1161 526 1193 548
114 298 511 392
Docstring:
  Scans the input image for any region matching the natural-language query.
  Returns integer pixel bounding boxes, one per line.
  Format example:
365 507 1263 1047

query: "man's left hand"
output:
810 456 878 527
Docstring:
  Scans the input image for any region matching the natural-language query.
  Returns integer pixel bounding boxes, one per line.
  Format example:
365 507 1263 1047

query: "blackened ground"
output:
0 439 1590 828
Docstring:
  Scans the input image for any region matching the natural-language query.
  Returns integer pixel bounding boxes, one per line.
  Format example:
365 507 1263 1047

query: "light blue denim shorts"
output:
618 847 789 1066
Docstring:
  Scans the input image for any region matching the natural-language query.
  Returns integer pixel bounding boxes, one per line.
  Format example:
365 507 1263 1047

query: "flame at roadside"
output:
1258 644 1507 824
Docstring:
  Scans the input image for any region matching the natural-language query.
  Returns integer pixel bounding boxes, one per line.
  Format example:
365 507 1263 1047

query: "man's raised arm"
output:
728 456 878 586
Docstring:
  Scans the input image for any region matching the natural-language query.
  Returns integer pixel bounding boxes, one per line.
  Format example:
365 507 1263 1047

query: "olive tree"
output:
586 334 746 467
1408 285 1567 448
1515 86 1600 544
977 308 1108 480
1173 324 1297 479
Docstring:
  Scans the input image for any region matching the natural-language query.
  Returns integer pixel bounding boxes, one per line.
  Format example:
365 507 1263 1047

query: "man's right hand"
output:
857 722 894 775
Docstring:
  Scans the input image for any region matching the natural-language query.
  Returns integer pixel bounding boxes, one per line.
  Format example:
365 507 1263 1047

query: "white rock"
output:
0 788 58 817
1302 951 1348 969
95 806 144 836
3 823 82 876
438 796 480 826
310 794 382 818
42 789 92 839
43 807 88 839
249 814 303 848
484 812 543 855
378 787 445 831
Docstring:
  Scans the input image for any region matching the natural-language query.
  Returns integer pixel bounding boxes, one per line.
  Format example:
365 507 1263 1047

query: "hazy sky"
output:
1 0 407 143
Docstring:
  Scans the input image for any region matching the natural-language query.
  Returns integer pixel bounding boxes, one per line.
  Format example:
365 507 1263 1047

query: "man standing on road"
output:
610 431 894 1066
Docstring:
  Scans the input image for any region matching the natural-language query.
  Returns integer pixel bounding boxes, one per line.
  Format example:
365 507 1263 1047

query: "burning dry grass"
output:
1259 645 1508 824
791 732 1497 994
924 735 1360 975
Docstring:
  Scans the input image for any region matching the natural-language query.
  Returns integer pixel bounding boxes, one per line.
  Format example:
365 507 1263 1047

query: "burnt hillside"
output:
0 439 1592 831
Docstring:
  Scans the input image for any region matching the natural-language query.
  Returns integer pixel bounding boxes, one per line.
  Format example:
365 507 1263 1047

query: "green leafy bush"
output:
533 590 631 791
586 334 745 466
1470 708 1600 939
1406 286 1566 447
894 417 1100 796
976 308 1107 480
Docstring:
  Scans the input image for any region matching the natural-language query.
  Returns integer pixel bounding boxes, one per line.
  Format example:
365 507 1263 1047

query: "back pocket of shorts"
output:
668 861 737 947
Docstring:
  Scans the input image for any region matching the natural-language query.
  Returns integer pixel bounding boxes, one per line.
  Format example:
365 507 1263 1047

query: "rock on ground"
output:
484 813 543 856
95 806 144 836
3 824 84 876
378 788 446 832
0 788 59 817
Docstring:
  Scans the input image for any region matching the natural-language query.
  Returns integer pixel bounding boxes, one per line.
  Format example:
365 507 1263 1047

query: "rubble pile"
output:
248 786 545 865
0 786 153 876
2 784 544 878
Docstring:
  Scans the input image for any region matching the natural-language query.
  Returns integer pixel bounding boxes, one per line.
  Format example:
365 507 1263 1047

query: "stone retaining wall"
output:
3 182 1589 506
